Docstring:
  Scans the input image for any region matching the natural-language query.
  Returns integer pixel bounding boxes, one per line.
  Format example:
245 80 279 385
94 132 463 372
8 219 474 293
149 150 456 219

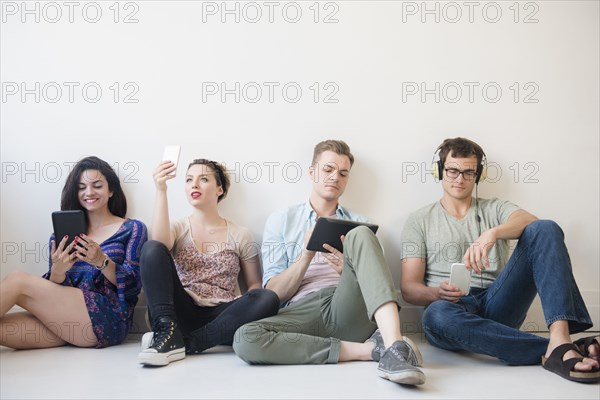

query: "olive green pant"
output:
233 226 400 364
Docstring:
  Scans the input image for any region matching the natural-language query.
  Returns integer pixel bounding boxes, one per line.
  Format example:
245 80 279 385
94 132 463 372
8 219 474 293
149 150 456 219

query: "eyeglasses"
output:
444 168 478 181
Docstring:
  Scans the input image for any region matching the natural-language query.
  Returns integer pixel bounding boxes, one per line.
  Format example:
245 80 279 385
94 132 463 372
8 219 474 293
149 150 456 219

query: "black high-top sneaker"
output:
138 317 186 367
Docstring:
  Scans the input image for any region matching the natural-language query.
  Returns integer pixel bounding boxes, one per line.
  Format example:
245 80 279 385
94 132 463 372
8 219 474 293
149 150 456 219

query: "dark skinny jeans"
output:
140 240 280 353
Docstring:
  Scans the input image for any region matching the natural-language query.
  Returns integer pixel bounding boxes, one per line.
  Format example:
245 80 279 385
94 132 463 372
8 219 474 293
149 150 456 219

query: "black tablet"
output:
52 210 87 251
306 217 379 253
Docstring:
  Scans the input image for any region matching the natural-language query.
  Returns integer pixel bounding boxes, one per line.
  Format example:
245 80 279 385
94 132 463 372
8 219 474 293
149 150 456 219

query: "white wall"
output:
1 1 598 332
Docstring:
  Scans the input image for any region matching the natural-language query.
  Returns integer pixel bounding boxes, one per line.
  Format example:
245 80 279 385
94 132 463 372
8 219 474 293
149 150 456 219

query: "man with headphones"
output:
399 137 599 383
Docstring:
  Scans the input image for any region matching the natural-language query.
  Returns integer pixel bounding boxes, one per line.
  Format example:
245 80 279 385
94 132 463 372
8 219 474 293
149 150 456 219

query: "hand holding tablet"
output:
52 210 87 253
306 217 379 253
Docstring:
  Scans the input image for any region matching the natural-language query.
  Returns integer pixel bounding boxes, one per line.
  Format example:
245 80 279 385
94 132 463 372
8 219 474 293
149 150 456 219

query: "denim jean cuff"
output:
546 315 593 334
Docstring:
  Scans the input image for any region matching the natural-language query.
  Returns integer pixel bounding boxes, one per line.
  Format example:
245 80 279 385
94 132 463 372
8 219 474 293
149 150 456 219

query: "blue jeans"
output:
422 220 593 365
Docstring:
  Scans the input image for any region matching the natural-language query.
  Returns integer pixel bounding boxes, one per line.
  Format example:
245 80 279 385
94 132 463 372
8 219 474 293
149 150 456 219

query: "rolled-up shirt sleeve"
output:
261 210 290 287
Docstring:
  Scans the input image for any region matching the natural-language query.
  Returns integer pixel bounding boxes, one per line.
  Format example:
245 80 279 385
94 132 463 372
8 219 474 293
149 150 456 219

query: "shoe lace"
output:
151 320 175 351
368 331 384 360
388 343 408 362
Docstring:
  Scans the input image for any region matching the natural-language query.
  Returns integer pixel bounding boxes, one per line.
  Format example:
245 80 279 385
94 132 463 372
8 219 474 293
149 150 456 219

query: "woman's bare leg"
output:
0 271 97 348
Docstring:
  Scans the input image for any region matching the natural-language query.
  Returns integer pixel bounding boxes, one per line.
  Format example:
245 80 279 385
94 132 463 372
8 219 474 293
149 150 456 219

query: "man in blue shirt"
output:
234 140 425 386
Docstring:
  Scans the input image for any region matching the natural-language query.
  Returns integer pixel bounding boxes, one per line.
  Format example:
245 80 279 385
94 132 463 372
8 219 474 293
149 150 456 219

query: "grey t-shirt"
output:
399 197 520 289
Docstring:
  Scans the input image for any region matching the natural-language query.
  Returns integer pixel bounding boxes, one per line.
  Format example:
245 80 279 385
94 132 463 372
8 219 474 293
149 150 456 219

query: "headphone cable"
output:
475 184 484 288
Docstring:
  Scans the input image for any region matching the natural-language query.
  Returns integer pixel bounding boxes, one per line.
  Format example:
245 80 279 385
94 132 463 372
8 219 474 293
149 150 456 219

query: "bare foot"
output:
578 338 600 363
588 343 600 362
546 344 600 372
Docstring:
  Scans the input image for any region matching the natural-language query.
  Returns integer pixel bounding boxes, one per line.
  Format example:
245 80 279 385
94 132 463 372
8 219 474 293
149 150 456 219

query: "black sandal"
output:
542 343 600 383
574 335 600 359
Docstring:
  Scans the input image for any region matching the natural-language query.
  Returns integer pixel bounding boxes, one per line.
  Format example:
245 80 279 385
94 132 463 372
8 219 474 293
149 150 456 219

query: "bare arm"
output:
491 209 538 241
265 229 315 303
401 257 463 307
49 236 77 284
240 255 263 291
150 161 177 248
464 209 538 273
265 250 314 303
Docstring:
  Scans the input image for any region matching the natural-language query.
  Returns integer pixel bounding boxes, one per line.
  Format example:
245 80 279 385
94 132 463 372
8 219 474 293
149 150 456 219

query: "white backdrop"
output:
1 1 598 331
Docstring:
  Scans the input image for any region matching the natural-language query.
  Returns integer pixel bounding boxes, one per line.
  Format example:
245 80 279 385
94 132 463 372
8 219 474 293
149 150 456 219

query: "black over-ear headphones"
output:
431 139 487 184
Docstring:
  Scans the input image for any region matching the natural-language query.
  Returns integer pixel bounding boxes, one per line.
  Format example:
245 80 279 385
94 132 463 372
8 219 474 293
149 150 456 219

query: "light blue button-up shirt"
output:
261 201 368 287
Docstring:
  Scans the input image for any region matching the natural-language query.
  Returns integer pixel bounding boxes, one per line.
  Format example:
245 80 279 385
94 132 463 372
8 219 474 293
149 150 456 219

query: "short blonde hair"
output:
311 140 354 167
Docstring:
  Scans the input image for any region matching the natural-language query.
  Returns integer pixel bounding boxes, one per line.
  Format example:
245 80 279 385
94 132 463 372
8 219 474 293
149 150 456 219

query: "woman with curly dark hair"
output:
0 156 147 349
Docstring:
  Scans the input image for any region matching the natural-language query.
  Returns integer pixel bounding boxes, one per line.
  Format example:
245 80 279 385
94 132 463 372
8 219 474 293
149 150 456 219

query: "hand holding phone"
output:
162 145 181 177
449 263 471 294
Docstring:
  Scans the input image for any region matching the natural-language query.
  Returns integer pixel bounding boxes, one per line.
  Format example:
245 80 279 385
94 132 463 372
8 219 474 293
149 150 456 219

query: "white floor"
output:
1 333 599 400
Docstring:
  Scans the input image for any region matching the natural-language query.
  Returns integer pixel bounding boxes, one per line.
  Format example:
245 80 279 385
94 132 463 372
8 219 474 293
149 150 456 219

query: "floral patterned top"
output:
44 219 147 348
170 218 259 307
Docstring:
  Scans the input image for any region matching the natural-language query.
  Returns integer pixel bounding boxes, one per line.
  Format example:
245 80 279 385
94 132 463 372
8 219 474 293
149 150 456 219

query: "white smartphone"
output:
162 145 181 177
449 263 471 294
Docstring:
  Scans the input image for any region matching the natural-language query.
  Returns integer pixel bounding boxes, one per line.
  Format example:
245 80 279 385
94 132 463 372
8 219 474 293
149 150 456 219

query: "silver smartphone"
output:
162 145 181 177
449 263 471 294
